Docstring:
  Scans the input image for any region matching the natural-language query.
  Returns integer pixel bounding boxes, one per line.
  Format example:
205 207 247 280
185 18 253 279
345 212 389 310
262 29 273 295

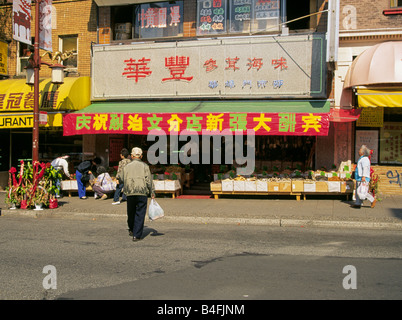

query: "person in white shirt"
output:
51 156 72 197
352 145 376 208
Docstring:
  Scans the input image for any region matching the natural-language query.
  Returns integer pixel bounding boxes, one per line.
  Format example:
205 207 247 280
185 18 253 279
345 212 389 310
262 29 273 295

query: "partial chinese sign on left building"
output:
13 0 32 45
0 40 8 76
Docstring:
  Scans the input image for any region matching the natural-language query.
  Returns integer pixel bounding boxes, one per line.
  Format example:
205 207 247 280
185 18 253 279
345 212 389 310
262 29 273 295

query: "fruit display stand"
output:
153 179 181 199
210 173 355 200
61 180 93 197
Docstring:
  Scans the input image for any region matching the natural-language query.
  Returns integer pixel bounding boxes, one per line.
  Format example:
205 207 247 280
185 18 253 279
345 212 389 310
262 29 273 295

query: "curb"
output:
2 209 402 230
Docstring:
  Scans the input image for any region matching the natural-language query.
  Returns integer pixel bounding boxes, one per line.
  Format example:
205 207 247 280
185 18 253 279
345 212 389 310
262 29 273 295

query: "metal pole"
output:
32 0 41 163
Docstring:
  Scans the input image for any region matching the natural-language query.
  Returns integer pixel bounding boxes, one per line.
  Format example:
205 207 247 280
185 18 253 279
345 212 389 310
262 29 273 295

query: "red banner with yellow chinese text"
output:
63 112 329 136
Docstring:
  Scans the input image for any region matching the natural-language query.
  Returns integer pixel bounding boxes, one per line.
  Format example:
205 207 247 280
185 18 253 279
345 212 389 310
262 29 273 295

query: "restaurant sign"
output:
91 34 327 100
63 112 329 136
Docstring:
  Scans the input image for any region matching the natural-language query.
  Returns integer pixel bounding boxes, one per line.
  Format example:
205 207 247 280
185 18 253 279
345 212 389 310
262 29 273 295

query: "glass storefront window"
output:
112 1 184 41
197 0 280 36
380 122 402 165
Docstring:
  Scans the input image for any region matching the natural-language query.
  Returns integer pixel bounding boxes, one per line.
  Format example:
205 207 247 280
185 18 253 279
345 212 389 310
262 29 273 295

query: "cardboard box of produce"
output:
257 179 268 192
279 181 292 192
292 180 304 192
316 181 328 192
210 181 222 192
304 182 316 192
245 180 257 192
222 180 234 192
268 182 280 192
328 181 341 192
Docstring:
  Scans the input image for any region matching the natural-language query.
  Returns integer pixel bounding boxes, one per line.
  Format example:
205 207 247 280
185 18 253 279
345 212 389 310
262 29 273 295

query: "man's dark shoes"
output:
132 237 141 242
128 230 133 237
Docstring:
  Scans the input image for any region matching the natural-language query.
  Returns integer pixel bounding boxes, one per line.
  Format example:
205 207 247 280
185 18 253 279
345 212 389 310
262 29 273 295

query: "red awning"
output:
329 108 361 122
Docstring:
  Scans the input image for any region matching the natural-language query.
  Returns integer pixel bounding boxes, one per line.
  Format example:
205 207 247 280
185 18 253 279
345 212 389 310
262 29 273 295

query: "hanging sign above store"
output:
91 34 327 100
63 112 329 136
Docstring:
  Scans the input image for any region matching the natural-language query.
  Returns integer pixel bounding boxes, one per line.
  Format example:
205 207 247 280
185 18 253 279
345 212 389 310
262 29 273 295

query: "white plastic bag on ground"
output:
357 182 369 200
148 199 164 221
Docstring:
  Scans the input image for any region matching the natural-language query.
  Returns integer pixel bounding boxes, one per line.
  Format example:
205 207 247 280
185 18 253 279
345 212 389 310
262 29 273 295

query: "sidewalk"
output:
1 191 402 230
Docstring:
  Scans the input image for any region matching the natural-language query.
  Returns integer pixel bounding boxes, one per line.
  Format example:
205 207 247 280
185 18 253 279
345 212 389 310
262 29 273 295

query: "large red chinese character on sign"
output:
272 57 288 70
203 58 218 72
162 56 193 82
122 57 152 83
225 57 240 71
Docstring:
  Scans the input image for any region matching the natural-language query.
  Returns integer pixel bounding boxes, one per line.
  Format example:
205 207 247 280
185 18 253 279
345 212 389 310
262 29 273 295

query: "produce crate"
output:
279 181 292 192
164 180 180 191
304 182 316 192
256 179 268 192
153 180 165 191
233 180 246 192
210 181 222 192
291 180 304 192
268 182 280 192
342 180 354 193
245 180 257 192
315 181 328 192
222 180 234 192
328 181 341 193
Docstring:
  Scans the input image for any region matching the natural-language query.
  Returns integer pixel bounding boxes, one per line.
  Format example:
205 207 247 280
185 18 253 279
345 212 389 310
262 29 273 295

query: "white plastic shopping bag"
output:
357 182 369 200
148 199 164 221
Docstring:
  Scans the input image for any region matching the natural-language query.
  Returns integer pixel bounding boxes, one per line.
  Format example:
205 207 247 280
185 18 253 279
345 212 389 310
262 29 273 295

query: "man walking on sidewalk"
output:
352 145 376 209
121 147 155 241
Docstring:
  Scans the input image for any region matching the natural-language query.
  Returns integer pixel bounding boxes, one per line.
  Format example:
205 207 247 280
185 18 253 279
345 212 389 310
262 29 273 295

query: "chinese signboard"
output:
380 123 402 164
13 0 31 45
0 89 59 111
197 0 227 35
63 112 329 136
356 107 383 127
135 2 183 39
91 34 327 100
0 41 7 76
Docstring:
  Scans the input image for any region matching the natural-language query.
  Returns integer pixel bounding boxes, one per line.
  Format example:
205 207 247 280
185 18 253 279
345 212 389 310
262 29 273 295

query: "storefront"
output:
341 41 402 195
0 76 91 188
61 32 340 196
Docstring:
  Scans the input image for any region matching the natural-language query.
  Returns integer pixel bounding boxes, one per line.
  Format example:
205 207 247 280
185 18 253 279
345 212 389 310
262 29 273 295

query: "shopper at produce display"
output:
76 157 102 199
352 145 376 209
51 155 72 197
92 166 116 200
113 148 132 205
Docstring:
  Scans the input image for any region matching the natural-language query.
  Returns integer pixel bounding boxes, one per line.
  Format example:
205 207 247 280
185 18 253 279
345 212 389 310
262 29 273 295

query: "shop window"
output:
379 108 402 165
17 39 34 75
197 0 281 36
286 0 310 30
59 35 78 70
112 1 184 41
391 0 402 7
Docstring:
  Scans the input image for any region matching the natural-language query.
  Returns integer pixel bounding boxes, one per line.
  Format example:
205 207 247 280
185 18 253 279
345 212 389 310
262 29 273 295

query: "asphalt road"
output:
0 215 401 301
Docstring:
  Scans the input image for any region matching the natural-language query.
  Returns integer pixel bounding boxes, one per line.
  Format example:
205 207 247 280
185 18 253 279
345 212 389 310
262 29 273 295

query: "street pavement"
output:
1 190 402 230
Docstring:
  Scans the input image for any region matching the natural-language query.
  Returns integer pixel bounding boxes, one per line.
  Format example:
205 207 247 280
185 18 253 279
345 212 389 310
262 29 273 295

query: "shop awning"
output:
343 42 402 89
63 100 330 136
340 41 402 107
0 76 91 112
329 108 361 122
356 88 402 108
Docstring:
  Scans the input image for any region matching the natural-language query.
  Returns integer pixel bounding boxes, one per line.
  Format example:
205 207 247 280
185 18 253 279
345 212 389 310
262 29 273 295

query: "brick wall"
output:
340 0 402 31
5 0 97 78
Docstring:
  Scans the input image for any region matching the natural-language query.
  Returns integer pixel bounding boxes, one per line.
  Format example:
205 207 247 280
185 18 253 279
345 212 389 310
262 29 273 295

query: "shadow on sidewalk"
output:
390 208 402 220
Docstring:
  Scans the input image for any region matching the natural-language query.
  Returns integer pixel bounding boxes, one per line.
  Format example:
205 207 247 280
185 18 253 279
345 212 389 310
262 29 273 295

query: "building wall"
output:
3 0 97 78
